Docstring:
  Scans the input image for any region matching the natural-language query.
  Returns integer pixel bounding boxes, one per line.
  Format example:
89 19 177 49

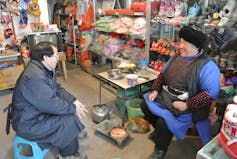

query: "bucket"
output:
116 87 139 115
125 98 144 120
126 74 138 87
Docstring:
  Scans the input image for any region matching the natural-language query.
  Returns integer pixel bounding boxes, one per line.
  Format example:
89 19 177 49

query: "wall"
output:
0 0 49 46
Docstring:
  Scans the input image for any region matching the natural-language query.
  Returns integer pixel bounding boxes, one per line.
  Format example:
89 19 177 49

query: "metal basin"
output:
107 69 123 80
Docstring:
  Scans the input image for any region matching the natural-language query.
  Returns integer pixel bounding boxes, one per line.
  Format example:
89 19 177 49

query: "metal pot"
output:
107 69 123 80
92 105 110 123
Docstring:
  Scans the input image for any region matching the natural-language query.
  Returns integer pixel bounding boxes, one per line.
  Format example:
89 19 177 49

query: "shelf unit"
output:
27 30 63 53
91 0 237 69
57 13 79 65
0 52 21 60
90 0 151 66
148 0 237 73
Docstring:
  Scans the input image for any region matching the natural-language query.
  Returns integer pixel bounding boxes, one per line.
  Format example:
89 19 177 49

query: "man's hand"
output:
73 100 88 119
172 101 188 111
148 91 158 101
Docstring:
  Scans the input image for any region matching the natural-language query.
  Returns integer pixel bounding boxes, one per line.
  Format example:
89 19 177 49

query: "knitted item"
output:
151 73 164 93
179 26 209 49
187 91 212 111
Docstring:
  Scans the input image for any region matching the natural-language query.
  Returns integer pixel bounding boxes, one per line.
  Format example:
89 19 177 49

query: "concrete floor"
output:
0 67 203 159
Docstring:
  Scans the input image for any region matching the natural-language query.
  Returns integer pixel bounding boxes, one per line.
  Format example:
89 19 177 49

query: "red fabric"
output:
130 2 146 14
80 4 94 31
65 4 77 19
79 51 90 62
136 40 145 48
109 32 126 38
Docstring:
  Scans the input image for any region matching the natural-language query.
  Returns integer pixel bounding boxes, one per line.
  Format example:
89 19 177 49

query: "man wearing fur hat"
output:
142 26 220 159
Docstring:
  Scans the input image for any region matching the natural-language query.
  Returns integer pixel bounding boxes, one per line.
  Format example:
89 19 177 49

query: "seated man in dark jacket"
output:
11 42 88 159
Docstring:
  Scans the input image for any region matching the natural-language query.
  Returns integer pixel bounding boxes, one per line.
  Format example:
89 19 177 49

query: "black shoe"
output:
148 149 166 159
148 130 156 142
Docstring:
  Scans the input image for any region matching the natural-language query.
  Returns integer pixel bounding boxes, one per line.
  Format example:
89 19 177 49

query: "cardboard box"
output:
0 64 24 90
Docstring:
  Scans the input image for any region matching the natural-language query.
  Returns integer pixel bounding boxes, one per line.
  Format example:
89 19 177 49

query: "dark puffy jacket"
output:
11 60 84 149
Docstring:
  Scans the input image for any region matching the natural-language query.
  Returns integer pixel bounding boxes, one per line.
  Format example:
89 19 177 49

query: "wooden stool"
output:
58 54 68 80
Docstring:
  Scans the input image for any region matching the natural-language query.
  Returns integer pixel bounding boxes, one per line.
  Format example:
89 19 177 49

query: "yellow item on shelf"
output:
27 0 41 16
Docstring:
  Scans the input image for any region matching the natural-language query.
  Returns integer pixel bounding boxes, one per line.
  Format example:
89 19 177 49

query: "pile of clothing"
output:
94 16 146 39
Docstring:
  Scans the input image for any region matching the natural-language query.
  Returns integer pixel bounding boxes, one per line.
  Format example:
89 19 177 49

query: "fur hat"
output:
179 26 209 49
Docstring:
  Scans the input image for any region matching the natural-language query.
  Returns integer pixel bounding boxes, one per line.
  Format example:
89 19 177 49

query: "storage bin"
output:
116 87 139 115
0 64 24 90
125 98 144 119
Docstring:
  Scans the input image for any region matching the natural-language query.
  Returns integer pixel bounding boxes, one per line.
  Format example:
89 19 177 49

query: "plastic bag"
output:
79 51 90 63
80 4 94 31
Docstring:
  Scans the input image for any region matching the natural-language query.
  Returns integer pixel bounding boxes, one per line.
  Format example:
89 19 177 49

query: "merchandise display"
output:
0 0 237 158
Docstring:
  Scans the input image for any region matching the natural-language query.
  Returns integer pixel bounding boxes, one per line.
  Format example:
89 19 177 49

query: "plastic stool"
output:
13 135 49 159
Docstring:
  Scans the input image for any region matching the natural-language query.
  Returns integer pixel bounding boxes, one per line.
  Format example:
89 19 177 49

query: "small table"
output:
95 69 158 124
0 52 21 62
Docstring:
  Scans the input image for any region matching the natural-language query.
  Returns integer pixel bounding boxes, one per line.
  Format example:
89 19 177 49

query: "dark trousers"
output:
60 137 79 156
141 101 173 151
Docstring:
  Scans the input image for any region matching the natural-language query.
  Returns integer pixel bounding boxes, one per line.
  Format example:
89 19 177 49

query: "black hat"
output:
179 26 209 49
